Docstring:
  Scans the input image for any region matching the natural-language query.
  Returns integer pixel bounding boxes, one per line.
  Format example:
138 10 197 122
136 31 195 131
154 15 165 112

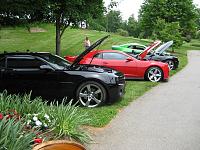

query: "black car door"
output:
0 56 6 92
2 56 60 99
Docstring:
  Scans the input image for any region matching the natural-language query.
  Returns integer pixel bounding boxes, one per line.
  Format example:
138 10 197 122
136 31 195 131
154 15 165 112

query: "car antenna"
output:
26 49 30 52
4 51 7 54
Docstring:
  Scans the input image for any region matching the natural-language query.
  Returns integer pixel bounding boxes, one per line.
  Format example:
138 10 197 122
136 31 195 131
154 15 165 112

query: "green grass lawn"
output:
0 24 200 127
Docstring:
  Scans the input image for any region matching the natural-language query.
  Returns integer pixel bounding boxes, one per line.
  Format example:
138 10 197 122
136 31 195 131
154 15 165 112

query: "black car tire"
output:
165 60 175 70
145 67 163 82
76 81 106 108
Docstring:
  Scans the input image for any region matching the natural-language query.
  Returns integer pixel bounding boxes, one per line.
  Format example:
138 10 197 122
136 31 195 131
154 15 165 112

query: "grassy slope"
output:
0 24 199 127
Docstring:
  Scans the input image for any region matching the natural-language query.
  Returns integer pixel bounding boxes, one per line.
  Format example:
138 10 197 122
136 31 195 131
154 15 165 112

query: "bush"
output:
0 91 91 144
0 91 46 116
196 30 200 39
184 35 192 42
116 28 129 37
46 100 91 143
0 118 35 150
191 43 200 47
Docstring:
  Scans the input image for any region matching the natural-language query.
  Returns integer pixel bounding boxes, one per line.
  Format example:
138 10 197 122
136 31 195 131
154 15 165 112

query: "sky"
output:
104 0 200 21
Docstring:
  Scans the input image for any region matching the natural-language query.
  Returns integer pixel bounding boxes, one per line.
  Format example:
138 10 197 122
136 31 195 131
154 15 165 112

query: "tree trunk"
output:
56 15 61 56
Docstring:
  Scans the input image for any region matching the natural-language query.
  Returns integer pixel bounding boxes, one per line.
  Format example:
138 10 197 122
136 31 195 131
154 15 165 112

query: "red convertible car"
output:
65 41 169 82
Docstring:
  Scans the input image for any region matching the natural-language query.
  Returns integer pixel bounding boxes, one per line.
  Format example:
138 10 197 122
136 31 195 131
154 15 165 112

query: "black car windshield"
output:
42 54 71 69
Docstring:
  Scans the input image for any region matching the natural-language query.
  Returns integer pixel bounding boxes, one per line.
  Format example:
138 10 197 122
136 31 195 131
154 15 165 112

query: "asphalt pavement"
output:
88 50 200 150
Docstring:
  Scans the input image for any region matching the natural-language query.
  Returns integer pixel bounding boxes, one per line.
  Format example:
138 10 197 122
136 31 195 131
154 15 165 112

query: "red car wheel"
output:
146 67 163 82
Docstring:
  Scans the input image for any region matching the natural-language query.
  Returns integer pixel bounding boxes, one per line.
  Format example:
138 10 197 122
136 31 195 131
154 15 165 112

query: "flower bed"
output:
0 91 91 149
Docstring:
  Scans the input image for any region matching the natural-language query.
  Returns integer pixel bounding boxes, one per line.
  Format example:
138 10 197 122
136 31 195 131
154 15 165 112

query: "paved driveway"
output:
88 51 200 150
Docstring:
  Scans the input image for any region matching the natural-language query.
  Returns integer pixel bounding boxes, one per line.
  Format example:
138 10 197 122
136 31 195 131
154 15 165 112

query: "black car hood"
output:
70 35 110 68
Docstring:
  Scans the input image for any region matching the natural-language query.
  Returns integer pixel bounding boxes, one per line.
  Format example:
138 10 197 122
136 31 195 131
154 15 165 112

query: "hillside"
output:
0 24 152 56
0 24 200 127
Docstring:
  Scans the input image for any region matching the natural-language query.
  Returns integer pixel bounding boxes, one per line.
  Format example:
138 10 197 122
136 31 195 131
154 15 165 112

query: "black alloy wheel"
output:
76 81 106 108
165 60 175 70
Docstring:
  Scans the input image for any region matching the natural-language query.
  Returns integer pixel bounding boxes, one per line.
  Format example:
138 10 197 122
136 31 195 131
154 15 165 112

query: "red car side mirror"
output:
126 57 134 62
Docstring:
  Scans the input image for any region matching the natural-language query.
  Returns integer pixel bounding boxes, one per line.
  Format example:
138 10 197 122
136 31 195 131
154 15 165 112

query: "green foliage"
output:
0 91 46 116
46 100 91 143
0 91 91 143
106 10 122 32
0 118 35 150
126 15 141 38
139 0 198 38
196 30 200 39
191 43 200 47
152 19 183 48
184 35 192 42
0 0 47 26
116 28 129 37
196 8 200 30
87 17 106 31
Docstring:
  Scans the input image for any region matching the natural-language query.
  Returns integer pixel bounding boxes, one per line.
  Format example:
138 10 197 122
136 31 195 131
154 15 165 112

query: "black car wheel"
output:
146 67 163 82
76 81 106 108
165 60 175 70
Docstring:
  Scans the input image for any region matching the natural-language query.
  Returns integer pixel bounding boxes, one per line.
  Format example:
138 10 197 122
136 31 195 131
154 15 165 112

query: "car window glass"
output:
103 53 128 60
7 58 45 69
128 45 136 49
93 53 102 59
40 54 70 69
136 46 145 50
0 57 5 68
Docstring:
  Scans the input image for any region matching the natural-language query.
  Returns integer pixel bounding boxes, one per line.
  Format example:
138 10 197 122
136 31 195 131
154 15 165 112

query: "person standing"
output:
84 36 91 49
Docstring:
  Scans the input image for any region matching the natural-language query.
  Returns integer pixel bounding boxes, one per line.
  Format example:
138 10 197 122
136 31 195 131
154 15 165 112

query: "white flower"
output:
33 116 38 121
44 123 48 128
44 114 50 119
35 120 42 126
27 120 31 125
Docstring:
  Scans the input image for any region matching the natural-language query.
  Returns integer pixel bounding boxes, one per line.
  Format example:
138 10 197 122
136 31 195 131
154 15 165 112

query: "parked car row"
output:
65 38 176 82
112 41 179 70
0 36 179 108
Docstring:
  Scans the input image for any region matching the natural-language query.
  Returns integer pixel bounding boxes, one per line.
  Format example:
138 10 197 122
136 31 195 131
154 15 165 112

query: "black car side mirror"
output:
40 65 54 71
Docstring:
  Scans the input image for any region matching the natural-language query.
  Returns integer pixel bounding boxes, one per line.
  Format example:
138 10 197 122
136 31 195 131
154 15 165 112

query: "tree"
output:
47 0 104 55
196 8 200 30
106 10 122 33
152 19 183 50
139 0 198 38
126 15 141 38
0 0 104 55
0 0 47 26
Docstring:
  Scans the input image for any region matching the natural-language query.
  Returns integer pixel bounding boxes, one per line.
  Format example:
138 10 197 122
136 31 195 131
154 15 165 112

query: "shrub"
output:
0 91 92 144
184 35 192 42
191 43 200 47
153 19 183 49
196 30 200 39
116 28 129 37
0 91 46 116
0 118 35 150
46 100 91 143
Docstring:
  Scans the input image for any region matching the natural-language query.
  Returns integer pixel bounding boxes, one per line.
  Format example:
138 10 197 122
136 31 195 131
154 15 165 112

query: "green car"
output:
112 43 147 54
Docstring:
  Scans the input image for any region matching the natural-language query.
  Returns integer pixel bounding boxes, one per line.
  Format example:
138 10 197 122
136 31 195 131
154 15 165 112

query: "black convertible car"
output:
0 36 125 108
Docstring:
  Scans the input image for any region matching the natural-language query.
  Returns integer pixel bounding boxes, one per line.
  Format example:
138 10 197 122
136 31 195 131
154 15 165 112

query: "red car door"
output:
100 52 138 78
89 53 103 66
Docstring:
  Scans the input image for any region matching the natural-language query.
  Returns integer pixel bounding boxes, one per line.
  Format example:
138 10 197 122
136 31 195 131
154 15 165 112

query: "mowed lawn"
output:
0 24 200 127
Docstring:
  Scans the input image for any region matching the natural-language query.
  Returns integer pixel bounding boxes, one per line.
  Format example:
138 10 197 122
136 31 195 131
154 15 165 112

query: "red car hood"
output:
64 55 77 62
138 40 161 60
